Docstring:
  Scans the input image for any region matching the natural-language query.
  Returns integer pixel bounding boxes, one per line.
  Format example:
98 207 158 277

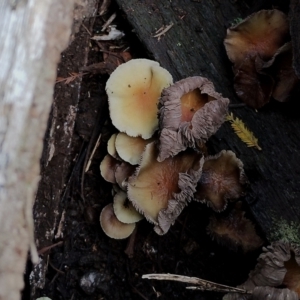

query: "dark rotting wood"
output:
290 0 300 78
115 0 300 242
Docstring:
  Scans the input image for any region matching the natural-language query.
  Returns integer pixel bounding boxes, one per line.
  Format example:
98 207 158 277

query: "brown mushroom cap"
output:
115 133 154 165
207 202 263 253
233 55 274 108
262 42 299 102
127 142 203 234
194 150 247 211
113 191 144 224
158 76 229 161
115 161 136 191
223 241 300 300
100 203 136 239
106 59 173 139
224 9 289 67
99 154 121 183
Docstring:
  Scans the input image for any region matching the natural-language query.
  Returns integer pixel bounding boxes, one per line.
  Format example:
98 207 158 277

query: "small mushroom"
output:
113 191 144 224
106 59 173 139
158 76 229 161
207 202 263 253
115 161 136 190
100 203 136 239
99 154 121 183
115 132 154 165
194 150 247 211
127 142 204 234
223 241 300 300
107 133 119 159
224 9 289 67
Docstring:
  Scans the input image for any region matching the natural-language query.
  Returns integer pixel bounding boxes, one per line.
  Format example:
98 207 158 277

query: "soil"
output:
26 1 265 299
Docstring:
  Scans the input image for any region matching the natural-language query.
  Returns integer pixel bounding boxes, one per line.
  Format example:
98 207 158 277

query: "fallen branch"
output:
142 273 252 295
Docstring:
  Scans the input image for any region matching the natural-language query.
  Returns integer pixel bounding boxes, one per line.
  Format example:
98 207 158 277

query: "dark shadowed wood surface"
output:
115 0 300 242
290 0 300 77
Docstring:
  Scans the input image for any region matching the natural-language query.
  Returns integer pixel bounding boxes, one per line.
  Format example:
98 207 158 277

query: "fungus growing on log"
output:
207 202 263 253
115 132 154 165
194 150 247 211
107 133 119 159
158 76 229 161
127 142 204 234
115 161 136 191
113 191 143 224
223 241 300 300
106 59 173 139
100 203 136 239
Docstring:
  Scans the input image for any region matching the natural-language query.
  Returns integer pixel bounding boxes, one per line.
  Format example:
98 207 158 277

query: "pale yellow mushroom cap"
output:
115 132 153 165
100 203 135 239
113 191 144 224
106 59 173 139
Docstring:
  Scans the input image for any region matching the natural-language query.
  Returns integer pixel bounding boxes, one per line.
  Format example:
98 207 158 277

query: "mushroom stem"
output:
124 225 138 258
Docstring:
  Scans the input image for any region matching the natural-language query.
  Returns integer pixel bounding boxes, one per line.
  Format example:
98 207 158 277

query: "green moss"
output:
231 17 243 26
270 217 300 245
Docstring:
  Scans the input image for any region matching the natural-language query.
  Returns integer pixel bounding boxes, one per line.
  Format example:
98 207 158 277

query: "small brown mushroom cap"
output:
113 191 144 224
207 202 263 253
115 161 136 191
194 150 247 211
115 132 154 165
100 203 136 239
223 241 300 300
224 9 289 67
106 59 173 139
158 76 229 161
127 142 204 234
99 154 121 183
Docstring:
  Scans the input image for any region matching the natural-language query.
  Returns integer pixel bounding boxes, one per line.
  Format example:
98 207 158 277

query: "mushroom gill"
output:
106 59 173 139
158 76 229 161
194 150 247 211
127 142 203 234
99 154 121 184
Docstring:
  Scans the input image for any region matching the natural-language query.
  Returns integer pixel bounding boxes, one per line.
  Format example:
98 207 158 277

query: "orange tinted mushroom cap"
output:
224 9 289 67
106 59 173 139
127 142 204 234
158 76 229 161
100 203 136 239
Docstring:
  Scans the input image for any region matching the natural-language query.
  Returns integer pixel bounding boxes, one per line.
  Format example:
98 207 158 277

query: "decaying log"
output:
0 1 74 299
115 0 300 242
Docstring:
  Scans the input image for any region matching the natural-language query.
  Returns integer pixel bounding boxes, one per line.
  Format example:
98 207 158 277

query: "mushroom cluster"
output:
99 58 251 242
224 9 299 108
223 241 300 299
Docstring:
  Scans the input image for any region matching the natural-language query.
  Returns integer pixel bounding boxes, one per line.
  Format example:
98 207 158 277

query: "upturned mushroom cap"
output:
127 142 204 234
115 133 154 165
99 154 121 183
223 241 300 300
194 150 247 211
100 203 136 239
113 191 144 224
207 202 263 252
224 10 289 67
158 76 229 161
106 59 173 139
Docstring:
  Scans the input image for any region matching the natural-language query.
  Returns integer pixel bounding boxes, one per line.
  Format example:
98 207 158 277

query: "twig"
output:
142 274 252 294
101 13 117 31
49 260 65 275
153 23 174 39
85 133 101 172
38 241 64 255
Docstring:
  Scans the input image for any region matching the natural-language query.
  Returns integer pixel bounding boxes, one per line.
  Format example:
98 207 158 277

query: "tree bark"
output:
0 1 74 299
115 0 300 242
